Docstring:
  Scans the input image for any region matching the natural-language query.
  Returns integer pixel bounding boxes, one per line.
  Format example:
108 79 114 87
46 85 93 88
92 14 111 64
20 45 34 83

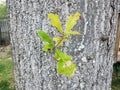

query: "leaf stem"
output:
53 33 65 50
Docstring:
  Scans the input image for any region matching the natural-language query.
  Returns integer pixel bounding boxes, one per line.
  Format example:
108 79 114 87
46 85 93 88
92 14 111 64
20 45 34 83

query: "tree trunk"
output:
7 0 118 90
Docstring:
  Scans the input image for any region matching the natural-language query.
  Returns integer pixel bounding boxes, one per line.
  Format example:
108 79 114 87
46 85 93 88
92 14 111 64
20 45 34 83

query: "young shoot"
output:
37 12 80 77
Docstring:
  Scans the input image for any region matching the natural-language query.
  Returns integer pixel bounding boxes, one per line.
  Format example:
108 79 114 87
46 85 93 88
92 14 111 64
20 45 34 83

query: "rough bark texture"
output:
7 0 118 90
118 0 120 12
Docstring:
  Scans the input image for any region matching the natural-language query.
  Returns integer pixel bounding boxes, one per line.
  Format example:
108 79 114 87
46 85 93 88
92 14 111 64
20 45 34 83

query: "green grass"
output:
112 63 120 90
112 77 120 90
0 48 15 90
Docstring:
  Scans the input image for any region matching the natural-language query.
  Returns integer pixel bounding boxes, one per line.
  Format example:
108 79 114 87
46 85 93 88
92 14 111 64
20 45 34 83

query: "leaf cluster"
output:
37 12 80 77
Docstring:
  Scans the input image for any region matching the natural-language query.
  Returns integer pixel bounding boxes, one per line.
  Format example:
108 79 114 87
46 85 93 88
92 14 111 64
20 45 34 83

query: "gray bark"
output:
7 0 118 90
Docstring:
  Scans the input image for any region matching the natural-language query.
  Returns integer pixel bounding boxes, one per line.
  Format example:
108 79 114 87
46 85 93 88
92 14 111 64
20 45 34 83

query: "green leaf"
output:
66 12 80 31
57 61 76 77
48 13 63 33
53 37 61 46
53 37 61 42
55 49 72 62
37 30 53 44
37 30 54 52
42 43 54 52
67 31 80 35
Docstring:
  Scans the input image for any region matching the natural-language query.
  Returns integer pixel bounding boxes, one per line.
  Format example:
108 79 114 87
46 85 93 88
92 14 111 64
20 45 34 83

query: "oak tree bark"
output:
7 0 118 90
